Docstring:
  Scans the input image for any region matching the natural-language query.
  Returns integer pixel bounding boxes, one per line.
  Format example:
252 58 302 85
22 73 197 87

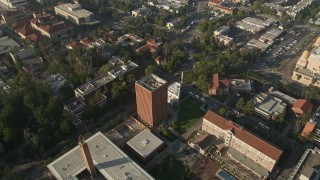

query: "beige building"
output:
202 110 283 178
292 37 320 87
0 0 27 9
54 3 95 26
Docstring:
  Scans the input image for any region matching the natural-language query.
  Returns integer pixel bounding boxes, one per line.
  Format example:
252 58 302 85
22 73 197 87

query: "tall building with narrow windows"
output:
135 74 168 127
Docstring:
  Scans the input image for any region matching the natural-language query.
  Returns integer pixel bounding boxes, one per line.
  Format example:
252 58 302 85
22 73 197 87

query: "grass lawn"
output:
177 96 205 133
150 155 194 180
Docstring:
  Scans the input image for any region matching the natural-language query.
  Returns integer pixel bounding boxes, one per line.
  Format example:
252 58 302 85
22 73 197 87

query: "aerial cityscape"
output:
0 0 319 179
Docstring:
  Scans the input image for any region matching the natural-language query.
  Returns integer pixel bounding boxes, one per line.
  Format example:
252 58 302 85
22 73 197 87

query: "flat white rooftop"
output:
0 36 20 55
55 3 93 19
47 132 154 180
126 129 164 158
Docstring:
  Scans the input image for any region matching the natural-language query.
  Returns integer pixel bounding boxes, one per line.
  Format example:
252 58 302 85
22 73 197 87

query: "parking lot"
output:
257 25 320 74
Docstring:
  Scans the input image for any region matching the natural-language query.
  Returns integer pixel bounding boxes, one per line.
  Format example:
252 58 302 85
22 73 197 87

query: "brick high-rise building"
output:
135 74 168 127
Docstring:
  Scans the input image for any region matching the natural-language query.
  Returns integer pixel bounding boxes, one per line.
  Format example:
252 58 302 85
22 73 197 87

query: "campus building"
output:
54 3 96 26
252 93 287 121
47 132 154 180
288 148 320 180
135 74 168 127
0 0 27 9
301 106 320 145
292 37 320 87
126 129 164 163
202 110 283 178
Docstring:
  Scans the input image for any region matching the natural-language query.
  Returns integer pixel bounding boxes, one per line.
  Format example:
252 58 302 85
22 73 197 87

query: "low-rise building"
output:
64 97 87 125
9 45 35 63
148 0 188 13
288 148 320 180
136 38 162 54
54 3 97 26
252 93 287 121
188 131 215 156
229 79 253 94
47 132 155 180
214 26 229 36
0 0 28 9
208 73 252 95
126 129 164 163
74 57 138 98
131 6 149 17
30 13 73 38
259 28 283 45
21 57 44 76
268 88 297 105
247 39 269 52
167 82 181 106
208 0 234 15
287 0 315 18
236 17 274 34
292 99 313 117
116 34 143 48
1 6 32 25
154 56 166 65
0 36 21 55
208 73 231 95
300 106 320 144
292 38 320 87
215 35 233 46
43 74 67 94
202 110 283 178
166 18 183 29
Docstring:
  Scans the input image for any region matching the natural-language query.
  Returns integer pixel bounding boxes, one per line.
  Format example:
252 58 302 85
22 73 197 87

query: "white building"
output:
47 132 154 180
292 38 320 88
202 111 283 178
54 3 95 26
167 82 181 106
0 0 28 9
252 93 287 121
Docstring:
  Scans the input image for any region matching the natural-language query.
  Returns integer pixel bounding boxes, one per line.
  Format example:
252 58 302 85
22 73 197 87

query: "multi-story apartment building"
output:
202 110 283 178
54 3 95 26
0 0 27 9
135 74 168 127
292 37 320 87
1 6 32 25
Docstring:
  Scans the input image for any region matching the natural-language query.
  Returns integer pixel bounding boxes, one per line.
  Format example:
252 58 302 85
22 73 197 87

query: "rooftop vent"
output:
141 139 150 145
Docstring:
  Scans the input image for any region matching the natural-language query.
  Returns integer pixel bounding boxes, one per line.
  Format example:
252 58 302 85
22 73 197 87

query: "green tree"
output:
196 74 208 93
145 65 156 75
236 97 245 112
244 100 254 114
162 128 170 137
2 127 18 143
219 108 226 116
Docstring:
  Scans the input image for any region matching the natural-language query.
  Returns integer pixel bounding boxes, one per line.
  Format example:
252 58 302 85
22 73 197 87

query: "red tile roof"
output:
213 73 220 88
301 121 316 138
203 110 283 161
209 0 222 5
136 39 162 53
215 5 234 14
155 56 166 64
292 99 313 114
220 79 231 88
